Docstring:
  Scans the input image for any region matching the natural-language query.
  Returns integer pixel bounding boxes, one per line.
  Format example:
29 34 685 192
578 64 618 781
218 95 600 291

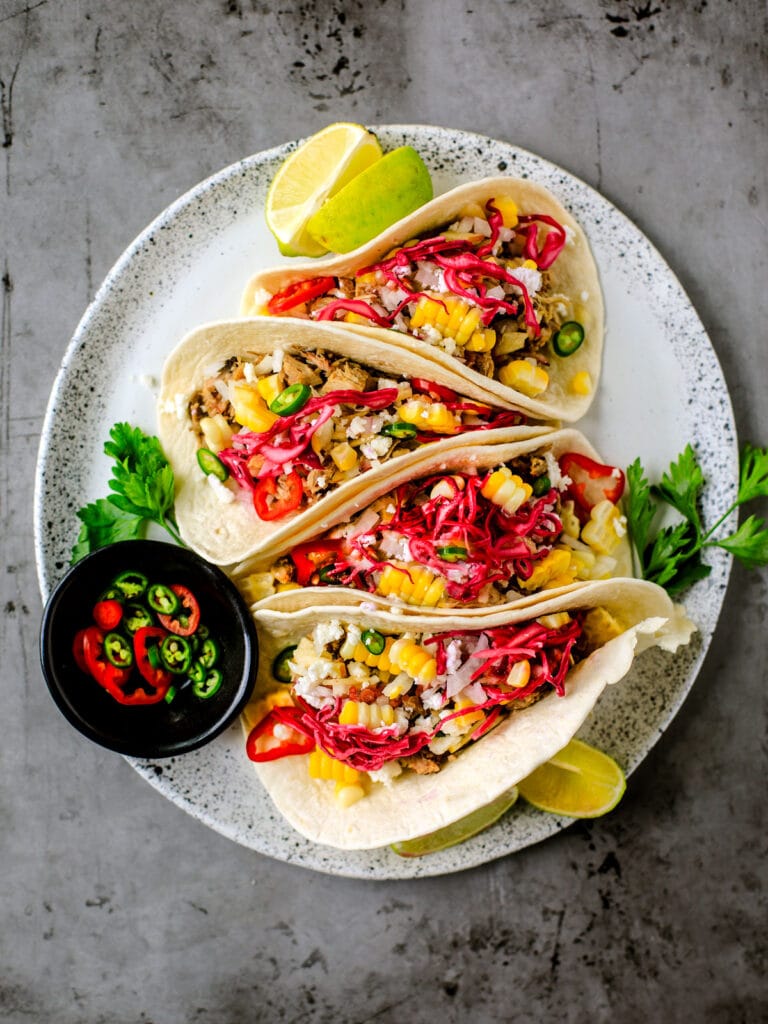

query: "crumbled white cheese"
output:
510 266 542 296
420 325 443 344
445 639 463 675
544 450 569 490
313 619 344 653
368 761 403 785
243 361 257 383
360 436 393 460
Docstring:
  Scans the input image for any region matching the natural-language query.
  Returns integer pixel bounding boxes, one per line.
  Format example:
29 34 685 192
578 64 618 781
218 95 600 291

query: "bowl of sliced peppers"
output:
40 540 258 757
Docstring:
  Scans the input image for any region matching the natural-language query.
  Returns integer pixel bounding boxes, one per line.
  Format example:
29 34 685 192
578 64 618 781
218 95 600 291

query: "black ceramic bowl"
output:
40 540 258 757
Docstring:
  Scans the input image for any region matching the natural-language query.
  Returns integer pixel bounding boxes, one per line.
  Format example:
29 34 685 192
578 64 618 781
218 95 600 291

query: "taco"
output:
234 429 632 611
243 580 694 849
157 318 547 565
241 177 603 421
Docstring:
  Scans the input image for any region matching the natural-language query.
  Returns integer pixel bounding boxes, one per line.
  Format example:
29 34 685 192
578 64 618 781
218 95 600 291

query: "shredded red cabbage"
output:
517 214 567 270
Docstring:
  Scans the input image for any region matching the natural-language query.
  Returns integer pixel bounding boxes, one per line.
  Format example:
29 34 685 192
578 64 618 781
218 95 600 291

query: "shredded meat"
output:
281 352 322 387
465 350 495 378
304 468 328 499
320 360 371 394
302 349 334 375
200 380 230 418
405 753 442 775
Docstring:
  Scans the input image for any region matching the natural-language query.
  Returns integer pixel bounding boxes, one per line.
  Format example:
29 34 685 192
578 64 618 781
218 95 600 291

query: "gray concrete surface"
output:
3 1 766 1021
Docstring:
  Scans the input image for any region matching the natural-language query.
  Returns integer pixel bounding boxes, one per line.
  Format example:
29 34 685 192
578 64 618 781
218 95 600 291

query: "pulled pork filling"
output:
187 348 525 522
263 200 577 397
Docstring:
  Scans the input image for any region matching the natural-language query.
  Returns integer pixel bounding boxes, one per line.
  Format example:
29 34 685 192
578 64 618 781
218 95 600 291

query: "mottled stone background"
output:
2 1 766 1021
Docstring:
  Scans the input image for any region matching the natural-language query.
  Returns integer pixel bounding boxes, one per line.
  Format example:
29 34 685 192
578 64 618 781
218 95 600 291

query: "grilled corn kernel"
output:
410 295 482 345
582 606 626 648
570 370 592 395
398 399 460 434
493 197 519 228
519 547 576 591
377 564 446 607
389 638 437 686
231 382 279 432
536 612 572 629
334 783 366 807
330 442 358 472
581 499 625 555
199 413 234 452
339 701 396 728
504 659 531 689
522 258 537 269
481 467 533 516
441 695 485 735
308 749 361 784
351 636 395 672
498 360 549 398
344 311 372 325
560 500 581 539
256 374 281 406
465 327 497 352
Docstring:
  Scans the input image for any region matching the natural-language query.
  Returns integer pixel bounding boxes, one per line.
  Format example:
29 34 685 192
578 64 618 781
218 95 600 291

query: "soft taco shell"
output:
241 177 603 421
233 427 634 608
157 317 549 565
247 579 694 849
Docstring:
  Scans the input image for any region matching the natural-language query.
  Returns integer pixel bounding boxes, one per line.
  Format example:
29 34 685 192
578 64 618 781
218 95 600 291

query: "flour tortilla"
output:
157 317 550 566
247 580 694 849
234 427 634 604
241 177 603 421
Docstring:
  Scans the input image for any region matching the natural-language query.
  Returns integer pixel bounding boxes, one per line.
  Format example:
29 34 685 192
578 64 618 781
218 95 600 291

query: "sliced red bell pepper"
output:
157 584 201 637
289 539 345 586
266 276 336 315
253 470 303 522
411 378 458 402
246 706 315 762
92 598 123 631
80 625 132 701
559 451 626 516
133 626 173 700
73 627 93 674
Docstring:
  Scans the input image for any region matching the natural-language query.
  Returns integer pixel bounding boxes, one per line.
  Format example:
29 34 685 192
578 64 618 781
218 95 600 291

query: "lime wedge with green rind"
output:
517 738 626 818
390 787 519 858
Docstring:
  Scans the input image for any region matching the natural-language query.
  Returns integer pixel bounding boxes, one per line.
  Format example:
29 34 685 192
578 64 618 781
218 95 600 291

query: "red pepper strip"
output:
289 539 345 586
559 451 626 516
81 626 133 702
315 298 392 328
266 277 336 315
412 378 458 402
133 626 173 700
92 598 123 631
246 706 315 761
516 214 567 270
253 470 303 521
157 584 201 637
72 628 91 673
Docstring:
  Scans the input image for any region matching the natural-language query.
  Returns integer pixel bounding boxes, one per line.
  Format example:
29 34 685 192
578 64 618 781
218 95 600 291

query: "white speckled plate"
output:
34 126 737 879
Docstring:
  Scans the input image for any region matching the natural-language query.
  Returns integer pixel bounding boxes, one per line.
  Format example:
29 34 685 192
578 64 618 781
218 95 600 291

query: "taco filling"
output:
187 349 526 522
245 606 626 805
239 448 628 606
261 199 582 400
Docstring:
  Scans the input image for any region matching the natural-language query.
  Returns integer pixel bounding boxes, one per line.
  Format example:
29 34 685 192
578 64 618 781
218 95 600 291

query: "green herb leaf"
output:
652 444 705 537
737 443 768 504
71 498 143 564
642 520 700 589
713 515 768 570
625 458 656 561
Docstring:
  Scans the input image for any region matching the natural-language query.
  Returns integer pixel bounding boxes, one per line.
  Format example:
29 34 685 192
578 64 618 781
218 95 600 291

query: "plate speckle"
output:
34 126 736 879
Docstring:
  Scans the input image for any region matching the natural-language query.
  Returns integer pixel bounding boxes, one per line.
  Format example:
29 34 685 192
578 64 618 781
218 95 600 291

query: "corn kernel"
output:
570 370 592 395
465 328 497 352
256 374 281 406
481 467 533 516
335 783 366 807
505 659 531 689
536 612 572 629
582 606 626 648
581 499 625 555
199 413 234 452
498 360 549 398
522 258 537 269
519 548 576 591
275 582 302 592
492 197 519 228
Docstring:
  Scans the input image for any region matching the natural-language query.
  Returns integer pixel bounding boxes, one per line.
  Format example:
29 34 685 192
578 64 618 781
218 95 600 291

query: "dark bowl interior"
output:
40 540 258 758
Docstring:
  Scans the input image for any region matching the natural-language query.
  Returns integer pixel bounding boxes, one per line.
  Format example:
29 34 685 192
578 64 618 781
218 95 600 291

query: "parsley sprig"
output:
71 423 183 563
626 443 768 595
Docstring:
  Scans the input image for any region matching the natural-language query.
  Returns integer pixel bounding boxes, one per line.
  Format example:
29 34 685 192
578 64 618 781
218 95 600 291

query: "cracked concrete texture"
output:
2 1 766 1021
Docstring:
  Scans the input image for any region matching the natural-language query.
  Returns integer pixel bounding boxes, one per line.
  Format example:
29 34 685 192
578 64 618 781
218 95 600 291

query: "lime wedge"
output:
306 146 433 253
265 123 383 257
391 787 518 858
517 738 626 818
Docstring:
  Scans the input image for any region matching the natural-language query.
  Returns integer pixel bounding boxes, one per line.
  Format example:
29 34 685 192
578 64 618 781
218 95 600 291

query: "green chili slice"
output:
164 685 177 704
188 660 207 685
103 632 134 668
381 421 418 439
436 545 468 562
123 603 154 635
197 447 229 481
147 583 180 615
270 383 311 416
193 669 223 699
198 637 220 670
272 645 297 683
552 321 585 357
112 570 148 599
362 629 386 656
160 635 193 675
532 475 552 497
98 585 124 602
